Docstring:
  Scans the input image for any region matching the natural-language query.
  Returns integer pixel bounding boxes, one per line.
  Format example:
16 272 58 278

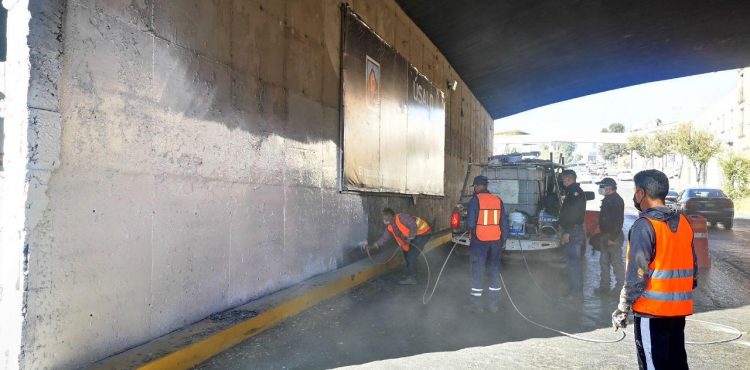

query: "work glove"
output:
611 308 628 331
362 243 379 253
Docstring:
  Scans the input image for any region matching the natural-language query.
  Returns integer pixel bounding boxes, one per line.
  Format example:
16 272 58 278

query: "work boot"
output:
398 276 417 285
463 303 484 314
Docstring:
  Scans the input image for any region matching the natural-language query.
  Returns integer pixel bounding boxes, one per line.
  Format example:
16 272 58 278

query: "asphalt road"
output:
196 199 750 369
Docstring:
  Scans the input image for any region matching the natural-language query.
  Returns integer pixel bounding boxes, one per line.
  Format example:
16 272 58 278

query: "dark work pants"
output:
469 239 504 306
403 234 429 278
599 233 625 291
562 226 585 295
634 316 688 370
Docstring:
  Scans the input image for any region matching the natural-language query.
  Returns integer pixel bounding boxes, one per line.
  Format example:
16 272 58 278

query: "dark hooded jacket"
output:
617 207 698 315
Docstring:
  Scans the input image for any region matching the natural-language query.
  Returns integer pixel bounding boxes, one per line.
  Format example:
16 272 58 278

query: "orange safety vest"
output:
475 193 503 242
630 215 695 317
387 214 431 252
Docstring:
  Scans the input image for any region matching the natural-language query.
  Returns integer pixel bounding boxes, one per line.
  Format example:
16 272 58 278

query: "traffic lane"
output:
197 244 624 369
694 217 750 312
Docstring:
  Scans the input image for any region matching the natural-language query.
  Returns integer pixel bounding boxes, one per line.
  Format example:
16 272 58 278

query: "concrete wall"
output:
4 0 493 369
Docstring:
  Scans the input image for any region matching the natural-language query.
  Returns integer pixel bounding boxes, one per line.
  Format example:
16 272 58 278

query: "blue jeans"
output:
563 226 585 295
402 234 429 278
469 239 504 305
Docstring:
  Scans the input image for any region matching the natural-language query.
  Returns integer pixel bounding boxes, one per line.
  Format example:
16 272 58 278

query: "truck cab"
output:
450 153 594 252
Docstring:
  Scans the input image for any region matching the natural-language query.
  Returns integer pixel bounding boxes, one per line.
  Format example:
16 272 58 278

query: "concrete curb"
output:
88 232 452 370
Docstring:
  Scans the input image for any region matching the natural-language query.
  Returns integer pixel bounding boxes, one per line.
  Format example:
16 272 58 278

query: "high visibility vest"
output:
630 215 695 317
474 193 503 242
387 214 431 252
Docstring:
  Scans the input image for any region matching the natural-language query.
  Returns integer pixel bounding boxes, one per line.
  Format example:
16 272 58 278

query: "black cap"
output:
561 169 577 178
472 175 489 186
596 177 617 187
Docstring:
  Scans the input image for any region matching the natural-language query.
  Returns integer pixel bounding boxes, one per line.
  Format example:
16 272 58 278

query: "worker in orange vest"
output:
612 170 697 370
465 175 509 314
365 208 431 285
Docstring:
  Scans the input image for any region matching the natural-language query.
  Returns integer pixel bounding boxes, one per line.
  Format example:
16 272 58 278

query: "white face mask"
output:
598 188 606 196
383 220 390 225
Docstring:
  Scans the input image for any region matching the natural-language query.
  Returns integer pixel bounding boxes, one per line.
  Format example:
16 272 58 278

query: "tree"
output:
720 153 750 200
672 123 721 183
627 135 652 169
645 135 674 171
552 141 577 164
607 123 626 133
627 135 649 157
599 123 628 163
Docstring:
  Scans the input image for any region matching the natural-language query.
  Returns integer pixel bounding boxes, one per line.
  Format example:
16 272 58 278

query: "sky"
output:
494 69 740 134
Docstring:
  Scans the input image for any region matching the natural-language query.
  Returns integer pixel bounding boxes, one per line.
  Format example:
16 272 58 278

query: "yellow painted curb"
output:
137 233 452 370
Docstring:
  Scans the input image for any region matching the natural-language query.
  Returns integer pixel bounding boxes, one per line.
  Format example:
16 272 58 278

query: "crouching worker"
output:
364 208 431 285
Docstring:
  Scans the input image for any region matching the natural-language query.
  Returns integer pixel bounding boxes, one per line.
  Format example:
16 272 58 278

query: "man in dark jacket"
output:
594 177 625 296
465 175 510 314
559 169 586 299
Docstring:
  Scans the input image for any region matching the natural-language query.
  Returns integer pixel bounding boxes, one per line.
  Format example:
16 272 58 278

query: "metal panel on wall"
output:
341 7 445 196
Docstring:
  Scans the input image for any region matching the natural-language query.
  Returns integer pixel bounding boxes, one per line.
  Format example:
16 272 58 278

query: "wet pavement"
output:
196 208 750 369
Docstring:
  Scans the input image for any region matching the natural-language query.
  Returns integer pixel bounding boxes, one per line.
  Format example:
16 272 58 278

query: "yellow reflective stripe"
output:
483 210 488 225
494 210 498 225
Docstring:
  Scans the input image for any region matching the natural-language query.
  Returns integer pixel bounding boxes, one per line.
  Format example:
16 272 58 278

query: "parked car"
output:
673 188 734 229
617 171 633 181
666 190 679 202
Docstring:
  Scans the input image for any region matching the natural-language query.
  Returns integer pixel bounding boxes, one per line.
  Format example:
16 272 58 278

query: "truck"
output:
450 153 595 254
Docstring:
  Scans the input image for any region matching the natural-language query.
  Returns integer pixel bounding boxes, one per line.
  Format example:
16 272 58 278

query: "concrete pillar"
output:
1 1 64 369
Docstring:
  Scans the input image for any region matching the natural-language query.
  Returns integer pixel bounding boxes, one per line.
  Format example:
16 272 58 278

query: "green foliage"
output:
720 153 750 199
599 123 628 162
599 143 628 162
608 123 626 133
552 141 577 164
627 135 649 158
646 135 673 158
672 123 721 182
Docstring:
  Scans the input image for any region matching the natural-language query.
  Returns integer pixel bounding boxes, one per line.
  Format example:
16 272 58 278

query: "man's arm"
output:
618 218 656 312
466 196 479 231
373 228 392 248
572 189 587 226
500 203 510 247
691 235 698 288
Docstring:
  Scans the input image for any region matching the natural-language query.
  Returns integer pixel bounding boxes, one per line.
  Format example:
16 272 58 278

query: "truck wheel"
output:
724 219 733 230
